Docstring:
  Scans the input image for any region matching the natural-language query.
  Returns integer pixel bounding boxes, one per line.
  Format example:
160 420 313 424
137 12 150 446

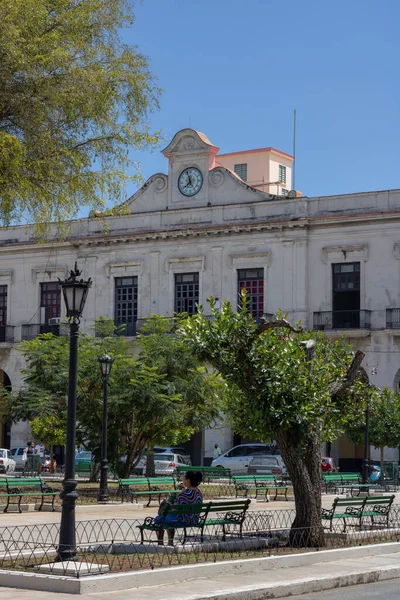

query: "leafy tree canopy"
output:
346 387 400 451
0 0 161 227
180 299 369 545
7 317 224 476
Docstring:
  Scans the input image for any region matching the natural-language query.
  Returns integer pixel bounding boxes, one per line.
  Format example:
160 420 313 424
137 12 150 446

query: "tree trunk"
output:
276 429 325 547
145 450 156 477
50 444 54 473
380 446 385 485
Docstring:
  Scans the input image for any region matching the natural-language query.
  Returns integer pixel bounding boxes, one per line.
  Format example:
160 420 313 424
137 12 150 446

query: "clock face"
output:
178 167 203 197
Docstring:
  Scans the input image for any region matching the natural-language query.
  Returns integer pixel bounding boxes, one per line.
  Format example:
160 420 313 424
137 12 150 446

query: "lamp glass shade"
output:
61 282 90 318
99 354 113 377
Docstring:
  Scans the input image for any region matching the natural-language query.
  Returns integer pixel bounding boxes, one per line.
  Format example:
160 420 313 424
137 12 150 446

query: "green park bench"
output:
232 474 289 501
0 477 58 513
175 465 231 483
322 494 394 531
75 462 93 475
138 498 251 544
118 476 177 506
321 472 372 495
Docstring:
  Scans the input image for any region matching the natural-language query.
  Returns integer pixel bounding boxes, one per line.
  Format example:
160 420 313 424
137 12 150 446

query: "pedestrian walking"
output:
213 443 222 459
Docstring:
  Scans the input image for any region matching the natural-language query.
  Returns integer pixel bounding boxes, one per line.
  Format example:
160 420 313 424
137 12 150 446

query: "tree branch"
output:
256 318 303 336
328 350 365 398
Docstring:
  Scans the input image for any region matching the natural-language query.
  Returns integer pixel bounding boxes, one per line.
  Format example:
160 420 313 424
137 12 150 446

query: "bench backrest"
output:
340 473 361 482
253 474 277 482
201 466 229 473
207 499 251 514
322 473 342 481
232 475 255 482
161 502 211 519
147 477 175 487
332 497 366 510
9 477 42 487
119 478 148 487
0 479 8 489
364 495 394 507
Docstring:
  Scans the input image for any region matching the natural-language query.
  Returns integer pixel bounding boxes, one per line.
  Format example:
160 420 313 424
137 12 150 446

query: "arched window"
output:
393 368 400 393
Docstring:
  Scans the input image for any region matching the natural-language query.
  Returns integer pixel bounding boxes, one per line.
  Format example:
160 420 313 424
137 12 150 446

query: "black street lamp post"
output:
362 401 370 484
58 263 91 561
98 353 113 503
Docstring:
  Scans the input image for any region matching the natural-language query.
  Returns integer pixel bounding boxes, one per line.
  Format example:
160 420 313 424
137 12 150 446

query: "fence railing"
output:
0 509 399 577
0 326 15 343
386 308 400 329
313 310 371 331
21 323 69 341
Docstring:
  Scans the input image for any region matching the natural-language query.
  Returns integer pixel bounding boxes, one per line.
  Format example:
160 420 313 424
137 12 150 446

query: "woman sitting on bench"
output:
156 470 203 546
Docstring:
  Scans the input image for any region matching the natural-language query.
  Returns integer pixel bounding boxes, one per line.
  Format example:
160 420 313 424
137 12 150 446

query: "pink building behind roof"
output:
217 146 294 196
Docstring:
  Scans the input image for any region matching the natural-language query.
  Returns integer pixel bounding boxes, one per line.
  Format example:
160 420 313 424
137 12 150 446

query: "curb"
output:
0 542 399 595
182 565 400 599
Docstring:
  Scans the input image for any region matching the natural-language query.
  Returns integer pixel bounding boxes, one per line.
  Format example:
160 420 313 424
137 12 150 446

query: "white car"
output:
0 449 16 473
211 443 278 472
11 447 26 469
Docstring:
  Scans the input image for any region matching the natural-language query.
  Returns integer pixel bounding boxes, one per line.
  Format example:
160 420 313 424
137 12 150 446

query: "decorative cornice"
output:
105 260 143 278
165 256 206 273
31 266 67 283
229 251 271 268
0 270 13 284
321 244 369 264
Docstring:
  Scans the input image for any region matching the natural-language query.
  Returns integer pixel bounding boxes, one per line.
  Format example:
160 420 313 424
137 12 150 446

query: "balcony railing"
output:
95 320 138 338
386 308 400 329
0 326 15 343
313 310 371 331
21 323 68 341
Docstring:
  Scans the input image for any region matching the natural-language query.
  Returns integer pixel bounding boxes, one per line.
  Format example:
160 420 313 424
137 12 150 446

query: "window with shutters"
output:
237 268 264 319
40 282 61 323
278 164 286 183
115 277 138 336
234 163 248 182
0 286 7 327
175 273 199 315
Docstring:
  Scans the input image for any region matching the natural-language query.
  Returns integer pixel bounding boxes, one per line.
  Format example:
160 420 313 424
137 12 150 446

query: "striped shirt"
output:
176 487 203 524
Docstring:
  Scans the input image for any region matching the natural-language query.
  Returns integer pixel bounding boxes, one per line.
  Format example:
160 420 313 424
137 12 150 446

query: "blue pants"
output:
154 514 182 526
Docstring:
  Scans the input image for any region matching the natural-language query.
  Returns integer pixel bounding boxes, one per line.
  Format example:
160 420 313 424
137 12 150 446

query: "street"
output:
290 578 400 599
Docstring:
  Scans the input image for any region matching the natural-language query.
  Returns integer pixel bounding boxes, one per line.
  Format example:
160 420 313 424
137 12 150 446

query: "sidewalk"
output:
0 548 400 599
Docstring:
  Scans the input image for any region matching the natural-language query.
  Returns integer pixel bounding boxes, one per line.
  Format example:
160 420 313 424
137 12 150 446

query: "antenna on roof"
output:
292 109 297 191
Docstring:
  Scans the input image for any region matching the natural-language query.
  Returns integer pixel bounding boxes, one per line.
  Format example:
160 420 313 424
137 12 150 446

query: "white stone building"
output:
0 128 400 467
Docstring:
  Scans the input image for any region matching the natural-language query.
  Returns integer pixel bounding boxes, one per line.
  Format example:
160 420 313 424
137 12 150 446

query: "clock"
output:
178 167 203 197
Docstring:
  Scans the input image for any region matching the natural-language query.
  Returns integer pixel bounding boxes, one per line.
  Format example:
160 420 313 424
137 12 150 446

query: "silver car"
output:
248 455 287 476
151 453 189 476
211 443 278 472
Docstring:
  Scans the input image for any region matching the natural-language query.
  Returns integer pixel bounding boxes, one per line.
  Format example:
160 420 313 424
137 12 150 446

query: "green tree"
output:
30 415 66 472
8 318 223 478
180 301 367 546
345 387 400 476
0 0 160 227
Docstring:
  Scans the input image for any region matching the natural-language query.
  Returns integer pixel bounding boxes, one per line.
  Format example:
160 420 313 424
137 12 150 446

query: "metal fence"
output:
0 508 400 578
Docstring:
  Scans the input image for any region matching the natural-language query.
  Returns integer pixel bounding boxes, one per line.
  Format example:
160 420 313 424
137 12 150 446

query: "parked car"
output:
0 449 16 473
248 455 287 476
211 443 278 472
135 453 190 475
153 446 192 465
11 447 26 469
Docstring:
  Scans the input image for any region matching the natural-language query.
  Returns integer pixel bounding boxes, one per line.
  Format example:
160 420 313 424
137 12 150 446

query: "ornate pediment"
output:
162 128 219 157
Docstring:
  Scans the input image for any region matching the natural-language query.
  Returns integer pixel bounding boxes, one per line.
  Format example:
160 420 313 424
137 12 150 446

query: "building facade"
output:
0 128 399 466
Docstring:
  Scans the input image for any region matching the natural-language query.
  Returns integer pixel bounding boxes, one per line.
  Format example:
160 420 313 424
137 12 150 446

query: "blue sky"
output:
121 0 400 200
